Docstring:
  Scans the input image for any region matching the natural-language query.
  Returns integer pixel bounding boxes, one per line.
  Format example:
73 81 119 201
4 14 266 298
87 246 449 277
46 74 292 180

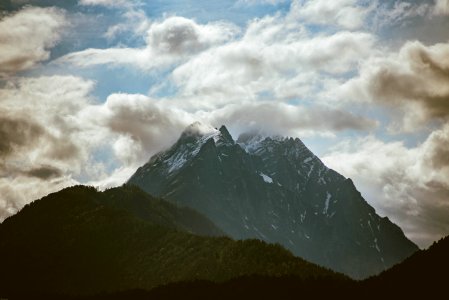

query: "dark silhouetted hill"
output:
364 235 449 296
0 185 347 298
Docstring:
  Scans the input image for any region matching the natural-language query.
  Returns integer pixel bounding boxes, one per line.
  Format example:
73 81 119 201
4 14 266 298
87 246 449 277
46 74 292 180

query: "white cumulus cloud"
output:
168 12 376 110
59 16 239 70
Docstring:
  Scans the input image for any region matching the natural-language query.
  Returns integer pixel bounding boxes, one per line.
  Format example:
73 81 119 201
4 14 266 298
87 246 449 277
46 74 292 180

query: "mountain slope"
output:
103 185 224 237
128 123 418 279
0 185 345 297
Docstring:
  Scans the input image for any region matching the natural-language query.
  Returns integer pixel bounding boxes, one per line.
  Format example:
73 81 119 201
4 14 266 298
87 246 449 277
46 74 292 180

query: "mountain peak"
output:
217 125 234 145
219 125 231 137
237 131 308 155
178 123 234 147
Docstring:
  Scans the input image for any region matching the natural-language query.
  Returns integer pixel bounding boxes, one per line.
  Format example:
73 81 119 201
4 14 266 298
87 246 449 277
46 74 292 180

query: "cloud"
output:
0 76 91 221
323 124 449 248
372 1 431 29
434 0 449 15
0 76 94 165
0 75 93 221
58 16 239 70
206 102 377 137
237 0 288 5
340 40 449 130
0 6 67 77
74 92 192 190
169 13 376 109
103 8 150 40
0 116 45 157
147 17 237 54
60 3 376 114
78 0 149 41
23 165 64 180
78 0 134 8
82 93 192 165
424 123 449 172
289 0 370 30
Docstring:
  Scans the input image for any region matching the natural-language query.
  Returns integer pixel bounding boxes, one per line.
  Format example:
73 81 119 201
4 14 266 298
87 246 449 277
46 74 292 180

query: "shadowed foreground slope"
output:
60 236 449 299
0 185 346 298
364 235 449 295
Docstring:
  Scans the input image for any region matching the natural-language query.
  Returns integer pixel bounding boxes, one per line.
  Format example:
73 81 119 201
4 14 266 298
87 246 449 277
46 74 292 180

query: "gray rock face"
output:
128 124 418 279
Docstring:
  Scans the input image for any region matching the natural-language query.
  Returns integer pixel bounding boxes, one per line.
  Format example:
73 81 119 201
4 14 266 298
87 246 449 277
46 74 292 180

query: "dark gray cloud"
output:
94 93 190 165
23 165 63 180
0 116 45 157
408 180 449 246
366 41 449 123
46 136 81 161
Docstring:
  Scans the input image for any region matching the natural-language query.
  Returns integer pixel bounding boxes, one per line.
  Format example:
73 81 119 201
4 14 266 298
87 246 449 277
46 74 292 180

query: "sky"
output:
0 0 449 248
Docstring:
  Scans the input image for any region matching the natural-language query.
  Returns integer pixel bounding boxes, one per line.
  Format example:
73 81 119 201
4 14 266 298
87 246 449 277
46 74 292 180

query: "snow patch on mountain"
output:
165 150 188 173
374 238 381 253
260 172 273 184
300 211 306 223
323 192 331 215
161 124 223 174
307 165 314 178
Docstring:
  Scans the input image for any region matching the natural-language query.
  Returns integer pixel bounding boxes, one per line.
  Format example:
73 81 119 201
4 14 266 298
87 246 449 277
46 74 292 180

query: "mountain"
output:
0 185 346 298
102 185 223 237
128 123 418 279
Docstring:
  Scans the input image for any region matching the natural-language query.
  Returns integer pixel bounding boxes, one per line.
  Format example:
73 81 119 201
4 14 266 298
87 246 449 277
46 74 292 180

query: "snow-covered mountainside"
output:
128 123 418 279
